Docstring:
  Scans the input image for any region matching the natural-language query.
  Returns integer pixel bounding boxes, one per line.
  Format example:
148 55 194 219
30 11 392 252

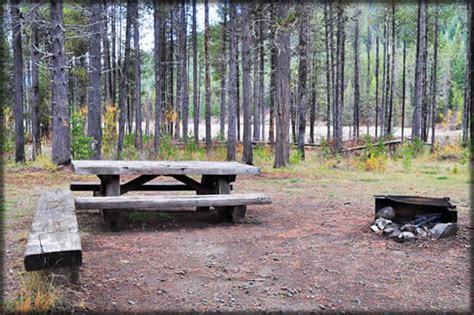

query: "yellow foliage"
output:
79 106 88 119
363 156 386 171
435 142 464 160
165 110 178 123
102 104 118 158
13 272 60 312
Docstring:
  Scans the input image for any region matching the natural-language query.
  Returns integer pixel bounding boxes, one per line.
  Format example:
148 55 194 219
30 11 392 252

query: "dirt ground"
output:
3 159 471 312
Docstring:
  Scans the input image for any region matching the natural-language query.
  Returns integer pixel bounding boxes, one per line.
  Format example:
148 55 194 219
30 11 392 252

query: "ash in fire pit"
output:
371 195 458 242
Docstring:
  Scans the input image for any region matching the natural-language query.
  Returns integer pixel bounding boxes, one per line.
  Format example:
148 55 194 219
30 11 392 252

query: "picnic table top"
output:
71 160 261 176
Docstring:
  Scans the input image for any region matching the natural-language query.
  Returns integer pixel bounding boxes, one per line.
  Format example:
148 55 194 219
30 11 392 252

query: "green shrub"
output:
159 134 178 160
289 149 302 165
71 112 94 160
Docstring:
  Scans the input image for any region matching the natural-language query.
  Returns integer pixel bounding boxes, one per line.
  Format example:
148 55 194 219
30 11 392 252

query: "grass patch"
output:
8 271 63 313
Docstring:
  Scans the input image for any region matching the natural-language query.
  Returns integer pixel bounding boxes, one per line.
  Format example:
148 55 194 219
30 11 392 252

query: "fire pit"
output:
371 195 458 242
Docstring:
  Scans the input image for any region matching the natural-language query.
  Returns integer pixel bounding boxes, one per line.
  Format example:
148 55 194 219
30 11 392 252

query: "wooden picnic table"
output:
71 160 268 230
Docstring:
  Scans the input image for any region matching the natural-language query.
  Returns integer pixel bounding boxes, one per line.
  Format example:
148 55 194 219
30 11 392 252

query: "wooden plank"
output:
72 160 261 176
75 193 272 210
120 175 159 194
70 181 197 192
24 190 82 272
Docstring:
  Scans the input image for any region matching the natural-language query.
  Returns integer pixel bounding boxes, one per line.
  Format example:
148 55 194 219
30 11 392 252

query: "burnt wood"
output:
24 190 82 274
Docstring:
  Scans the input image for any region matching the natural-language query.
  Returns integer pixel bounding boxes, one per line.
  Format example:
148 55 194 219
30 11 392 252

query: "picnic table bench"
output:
24 189 81 284
71 160 272 230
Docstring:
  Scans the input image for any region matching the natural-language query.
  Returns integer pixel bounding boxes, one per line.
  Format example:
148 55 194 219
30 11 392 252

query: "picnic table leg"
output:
99 175 123 231
196 175 215 212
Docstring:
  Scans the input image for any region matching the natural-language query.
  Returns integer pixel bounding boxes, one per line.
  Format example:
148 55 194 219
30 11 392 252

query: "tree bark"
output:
118 0 133 155
154 0 162 154
31 5 41 159
297 4 308 159
274 2 292 168
133 1 142 149
204 0 211 153
462 0 471 143
227 2 238 160
50 0 70 165
375 35 379 139
401 40 406 141
192 0 199 143
11 0 25 163
88 0 102 159
181 2 189 142
324 2 332 141
219 2 227 137
268 7 276 144
259 13 265 141
334 2 345 152
242 3 253 164
387 1 395 136
353 11 361 139
412 0 428 140
430 1 439 150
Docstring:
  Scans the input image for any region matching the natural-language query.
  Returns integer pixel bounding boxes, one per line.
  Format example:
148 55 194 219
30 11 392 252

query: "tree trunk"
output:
204 0 211 153
297 4 308 159
219 2 227 137
401 40 406 141
253 20 260 142
269 7 276 144
375 35 379 139
227 2 238 160
181 2 189 142
381 11 388 137
242 3 253 164
412 0 428 140
310 49 317 144
236 29 241 143
50 0 70 165
88 0 102 159
462 0 472 143
353 11 360 139
274 2 292 168
259 14 265 141
469 0 474 147
387 1 395 136
334 2 345 152
324 2 331 141
11 0 25 163
31 5 41 159
154 0 162 154
102 0 112 106
118 0 133 155
430 1 439 150
133 1 142 149
192 0 199 143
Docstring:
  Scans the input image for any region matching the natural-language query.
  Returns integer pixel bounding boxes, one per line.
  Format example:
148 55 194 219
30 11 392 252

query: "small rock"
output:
370 225 380 233
128 300 135 305
430 223 458 239
401 224 417 234
376 206 395 220
416 227 427 238
383 226 394 234
375 218 392 230
397 231 416 242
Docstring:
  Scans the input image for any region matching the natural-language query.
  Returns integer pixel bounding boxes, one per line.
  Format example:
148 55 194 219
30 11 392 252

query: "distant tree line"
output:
4 0 473 168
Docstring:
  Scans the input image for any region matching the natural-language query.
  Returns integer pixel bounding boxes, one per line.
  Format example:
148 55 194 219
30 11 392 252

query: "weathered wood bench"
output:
24 189 82 284
75 193 272 229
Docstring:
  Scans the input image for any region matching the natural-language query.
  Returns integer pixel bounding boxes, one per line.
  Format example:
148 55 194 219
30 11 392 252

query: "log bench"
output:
75 193 272 229
24 189 82 284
